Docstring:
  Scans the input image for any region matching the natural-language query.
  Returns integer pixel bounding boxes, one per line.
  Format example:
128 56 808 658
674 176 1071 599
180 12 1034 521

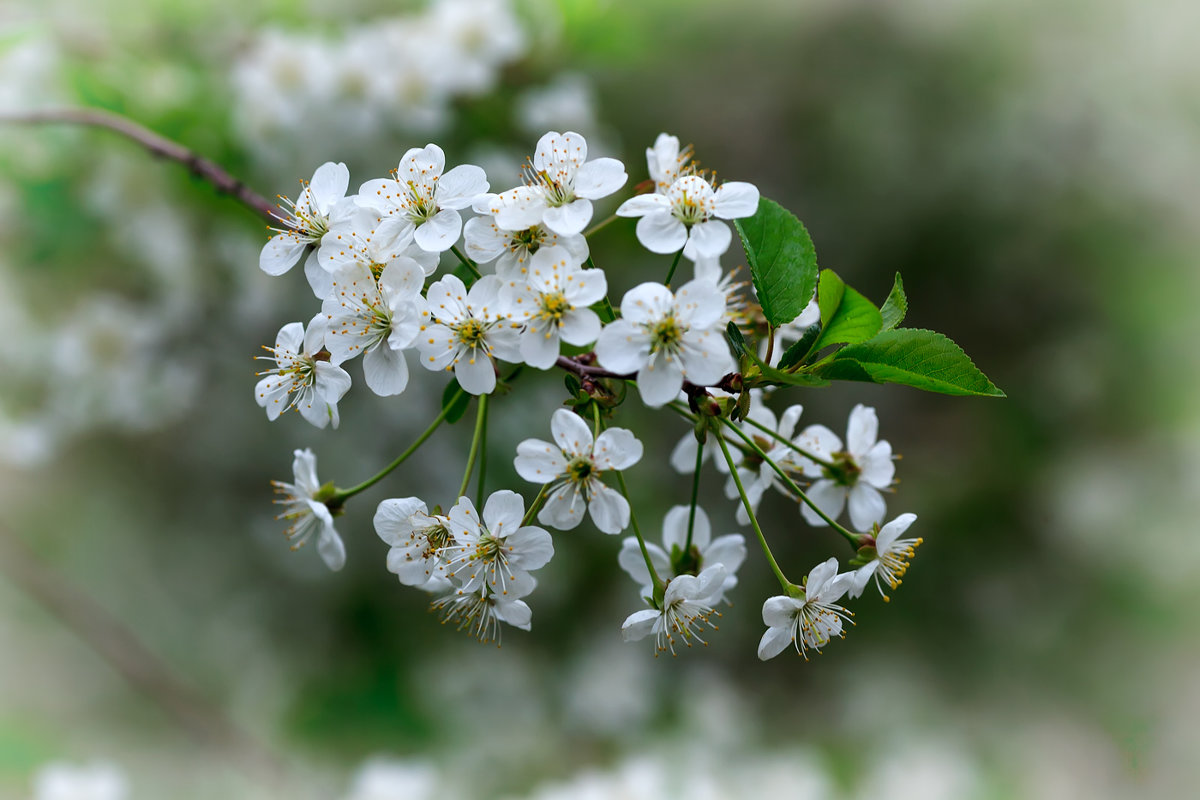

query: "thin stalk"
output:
613 469 664 601
476 397 489 508
450 244 483 279
715 433 796 594
585 255 617 322
740 414 837 469
764 324 776 368
333 391 463 501
521 482 552 527
664 249 684 286
458 394 489 499
685 439 704 552
584 213 617 237
720 418 859 547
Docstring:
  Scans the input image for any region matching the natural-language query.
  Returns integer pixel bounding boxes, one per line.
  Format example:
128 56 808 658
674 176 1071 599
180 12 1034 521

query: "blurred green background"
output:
2 0 1198 797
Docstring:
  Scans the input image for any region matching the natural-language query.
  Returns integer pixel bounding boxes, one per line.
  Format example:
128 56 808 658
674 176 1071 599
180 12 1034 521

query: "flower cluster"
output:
256 129 935 658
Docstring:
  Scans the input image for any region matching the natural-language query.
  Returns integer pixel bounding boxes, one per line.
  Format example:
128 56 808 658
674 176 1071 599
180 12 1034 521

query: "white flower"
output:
616 174 758 259
692 253 745 324
646 132 693 193
757 558 855 661
796 404 896 530
500 245 607 369
322 258 425 396
315 204 440 300
464 192 589 276
271 448 346 571
416 274 521 394
374 497 454 588
618 505 746 604
441 491 554 593
848 512 922 601
33 761 128 800
430 570 538 645
594 280 734 407
255 315 352 429
621 565 727 655
357 143 489 253
723 396 806 525
491 131 627 237
514 408 643 534
260 161 349 282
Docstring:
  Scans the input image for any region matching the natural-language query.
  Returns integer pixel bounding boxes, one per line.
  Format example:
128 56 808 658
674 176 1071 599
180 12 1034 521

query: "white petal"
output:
800 480 846 526
519 325 561 370
543 198 594 237
436 164 489 209
846 404 879 455
513 438 568 483
876 512 918 551
758 625 793 660
635 212 688 254
317 526 346 571
414 209 462 253
557 308 601 347
712 181 759 219
662 505 711 551
495 598 532 630
686 220 733 259
538 483 586 531
637 350 685 407
373 497 427 545
454 353 496 395
308 161 350 214
573 157 628 199
362 343 409 396
621 609 660 642
587 482 630 534
704 534 746 575
805 558 841 598
593 320 650 375
762 595 801 627
847 483 887 530
593 427 643 471
259 234 307 276
551 407 594 456
859 440 895 489
483 489 526 536
616 194 672 217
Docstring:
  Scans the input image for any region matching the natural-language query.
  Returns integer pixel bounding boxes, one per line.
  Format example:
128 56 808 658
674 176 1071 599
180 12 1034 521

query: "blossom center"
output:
823 451 862 487
566 456 595 484
538 291 571 323
454 318 488 349
649 316 685 354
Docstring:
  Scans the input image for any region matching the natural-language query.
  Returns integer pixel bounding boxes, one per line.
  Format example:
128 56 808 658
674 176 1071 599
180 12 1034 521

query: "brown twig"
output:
0 521 287 782
0 107 280 225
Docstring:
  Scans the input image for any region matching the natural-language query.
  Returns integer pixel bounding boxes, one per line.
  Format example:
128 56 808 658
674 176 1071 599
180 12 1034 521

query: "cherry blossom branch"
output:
0 107 279 224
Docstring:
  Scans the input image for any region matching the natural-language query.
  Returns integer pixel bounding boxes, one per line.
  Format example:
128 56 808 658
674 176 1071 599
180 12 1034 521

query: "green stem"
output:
715 432 796 594
583 213 617 238
664 249 684 287
458 394 489 499
685 438 703 552
665 402 757 459
613 468 664 602
764 324 776 367
476 397 489 508
720 418 859 547
740 414 837 469
521 482 552 527
332 390 463 501
450 244 483 280
585 255 617 323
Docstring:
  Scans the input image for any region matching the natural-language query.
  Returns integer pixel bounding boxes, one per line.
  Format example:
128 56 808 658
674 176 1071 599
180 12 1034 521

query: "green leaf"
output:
815 328 1005 397
810 269 882 352
880 272 907 331
725 321 749 359
777 323 821 370
441 380 470 424
734 197 819 327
